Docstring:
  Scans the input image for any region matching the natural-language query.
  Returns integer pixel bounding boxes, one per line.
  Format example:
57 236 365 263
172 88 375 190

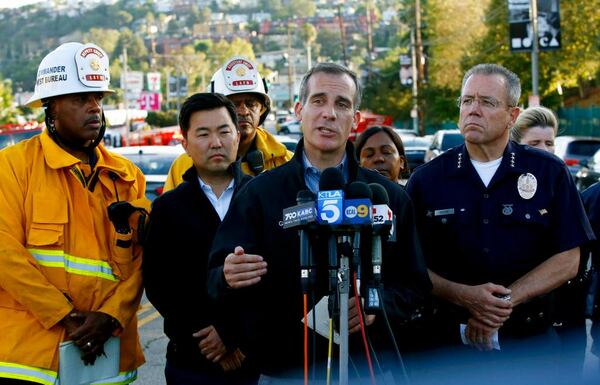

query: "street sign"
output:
168 76 188 98
508 0 561 52
121 71 144 92
138 92 161 111
147 72 161 92
121 71 144 103
399 54 412 86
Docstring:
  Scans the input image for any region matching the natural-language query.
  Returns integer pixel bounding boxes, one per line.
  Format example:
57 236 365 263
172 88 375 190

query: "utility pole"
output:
414 0 425 136
410 29 419 133
176 68 181 111
337 4 348 67
529 0 540 106
366 1 373 83
122 46 129 146
165 68 170 109
287 23 294 109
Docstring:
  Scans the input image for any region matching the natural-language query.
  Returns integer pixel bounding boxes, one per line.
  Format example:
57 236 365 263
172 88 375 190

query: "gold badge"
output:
517 173 537 200
89 58 101 71
236 66 247 76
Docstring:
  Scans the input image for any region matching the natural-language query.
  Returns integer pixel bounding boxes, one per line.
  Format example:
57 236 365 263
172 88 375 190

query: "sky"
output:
0 0 44 9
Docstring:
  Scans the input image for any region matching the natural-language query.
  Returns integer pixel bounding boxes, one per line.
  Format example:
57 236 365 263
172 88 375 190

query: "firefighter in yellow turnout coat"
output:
164 56 292 191
0 42 149 385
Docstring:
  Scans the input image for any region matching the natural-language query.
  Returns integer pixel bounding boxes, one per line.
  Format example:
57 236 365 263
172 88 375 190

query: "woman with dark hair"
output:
355 125 408 183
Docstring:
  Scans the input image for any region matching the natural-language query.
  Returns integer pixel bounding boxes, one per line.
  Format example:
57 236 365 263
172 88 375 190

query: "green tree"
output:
463 0 600 108
361 47 413 122
116 10 133 25
286 0 317 18
82 28 120 56
194 40 213 53
209 38 255 70
114 28 149 71
172 45 210 93
300 23 317 69
0 78 17 124
425 0 491 90
316 29 343 61
261 0 284 18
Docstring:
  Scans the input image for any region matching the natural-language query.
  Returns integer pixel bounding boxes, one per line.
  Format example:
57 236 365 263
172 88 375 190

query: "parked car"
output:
402 136 431 172
554 136 600 176
110 145 185 201
277 120 301 136
273 134 299 153
575 148 600 191
394 129 418 138
424 129 464 162
0 127 43 150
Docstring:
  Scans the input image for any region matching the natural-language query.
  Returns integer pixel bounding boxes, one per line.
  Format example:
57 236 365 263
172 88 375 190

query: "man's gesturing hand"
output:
223 246 267 289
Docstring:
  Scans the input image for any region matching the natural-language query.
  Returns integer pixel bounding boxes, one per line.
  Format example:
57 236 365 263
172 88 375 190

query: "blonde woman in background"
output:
510 105 558 153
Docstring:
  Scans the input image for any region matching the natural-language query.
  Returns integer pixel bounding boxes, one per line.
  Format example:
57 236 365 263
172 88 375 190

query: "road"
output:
135 297 600 385
136 296 167 385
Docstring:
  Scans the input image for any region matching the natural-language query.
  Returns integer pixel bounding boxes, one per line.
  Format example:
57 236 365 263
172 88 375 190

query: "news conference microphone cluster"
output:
281 167 394 308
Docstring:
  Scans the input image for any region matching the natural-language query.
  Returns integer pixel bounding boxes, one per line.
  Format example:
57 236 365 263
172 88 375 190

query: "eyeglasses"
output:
456 95 513 110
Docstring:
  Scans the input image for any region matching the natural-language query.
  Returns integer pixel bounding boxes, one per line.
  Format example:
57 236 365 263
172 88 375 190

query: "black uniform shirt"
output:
582 182 600 268
406 141 594 288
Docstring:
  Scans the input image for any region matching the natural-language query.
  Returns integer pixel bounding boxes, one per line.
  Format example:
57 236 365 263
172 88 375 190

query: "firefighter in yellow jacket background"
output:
163 56 292 191
0 42 150 385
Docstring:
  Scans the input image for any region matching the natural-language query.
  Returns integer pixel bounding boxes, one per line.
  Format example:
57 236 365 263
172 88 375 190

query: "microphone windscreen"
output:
369 183 389 205
246 150 264 174
345 181 373 200
319 167 345 191
296 189 315 204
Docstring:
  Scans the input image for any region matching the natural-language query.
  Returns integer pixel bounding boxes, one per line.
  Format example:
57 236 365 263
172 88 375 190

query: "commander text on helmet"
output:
0 42 150 384
164 57 293 191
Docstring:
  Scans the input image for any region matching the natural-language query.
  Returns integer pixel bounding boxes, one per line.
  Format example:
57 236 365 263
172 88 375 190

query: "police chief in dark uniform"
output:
406 64 594 384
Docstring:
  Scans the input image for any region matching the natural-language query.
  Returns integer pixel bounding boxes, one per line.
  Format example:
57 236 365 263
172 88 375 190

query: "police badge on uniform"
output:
517 173 537 200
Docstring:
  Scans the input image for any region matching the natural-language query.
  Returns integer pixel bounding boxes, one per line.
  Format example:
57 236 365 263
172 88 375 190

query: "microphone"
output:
365 183 392 311
246 150 264 174
317 167 345 225
298 190 316 293
343 182 373 226
282 190 317 229
316 168 346 302
369 183 391 275
343 182 373 293
370 183 393 231
282 190 317 293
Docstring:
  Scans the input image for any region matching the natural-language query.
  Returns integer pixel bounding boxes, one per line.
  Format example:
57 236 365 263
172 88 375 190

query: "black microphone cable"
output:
353 272 377 385
377 287 411 385
295 189 315 385
368 183 411 385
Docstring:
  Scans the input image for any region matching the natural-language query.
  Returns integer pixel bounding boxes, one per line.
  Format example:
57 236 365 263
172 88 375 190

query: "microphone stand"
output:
337 235 352 385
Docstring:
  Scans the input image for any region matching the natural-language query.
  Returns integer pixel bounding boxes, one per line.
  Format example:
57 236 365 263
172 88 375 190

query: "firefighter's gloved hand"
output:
60 310 82 337
67 311 120 365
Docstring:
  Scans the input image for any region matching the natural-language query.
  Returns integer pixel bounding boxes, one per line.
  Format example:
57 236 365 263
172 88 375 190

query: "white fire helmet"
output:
210 56 271 125
27 42 114 108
